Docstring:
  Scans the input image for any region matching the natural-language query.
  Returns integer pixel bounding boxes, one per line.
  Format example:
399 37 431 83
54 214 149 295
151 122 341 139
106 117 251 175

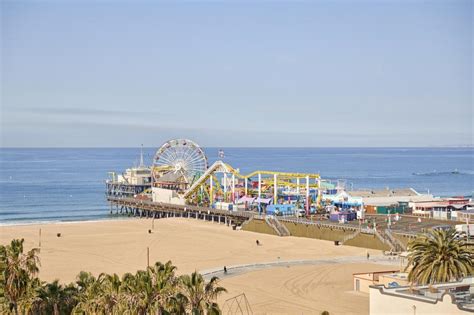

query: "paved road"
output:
201 255 402 281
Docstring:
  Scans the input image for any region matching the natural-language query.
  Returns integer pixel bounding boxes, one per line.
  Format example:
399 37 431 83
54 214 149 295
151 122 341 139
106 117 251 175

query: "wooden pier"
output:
107 197 254 226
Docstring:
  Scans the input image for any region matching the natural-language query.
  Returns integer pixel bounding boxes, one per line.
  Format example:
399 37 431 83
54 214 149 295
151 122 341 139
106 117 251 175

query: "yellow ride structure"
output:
183 160 323 210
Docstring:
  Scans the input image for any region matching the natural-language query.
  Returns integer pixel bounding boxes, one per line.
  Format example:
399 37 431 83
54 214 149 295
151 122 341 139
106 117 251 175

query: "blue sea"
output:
0 147 473 225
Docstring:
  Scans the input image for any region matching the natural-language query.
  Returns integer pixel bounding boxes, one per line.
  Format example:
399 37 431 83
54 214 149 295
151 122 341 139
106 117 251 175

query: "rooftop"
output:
370 276 474 312
413 200 471 209
380 272 409 282
155 171 189 184
348 188 420 198
353 270 400 281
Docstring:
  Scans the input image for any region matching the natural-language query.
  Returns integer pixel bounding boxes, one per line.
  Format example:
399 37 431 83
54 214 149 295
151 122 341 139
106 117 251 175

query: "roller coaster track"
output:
212 162 321 180
260 179 320 188
183 160 321 199
184 161 235 198
245 171 319 179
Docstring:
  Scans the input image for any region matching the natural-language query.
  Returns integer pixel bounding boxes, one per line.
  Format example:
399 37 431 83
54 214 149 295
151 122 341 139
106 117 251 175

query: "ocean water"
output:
0 147 473 225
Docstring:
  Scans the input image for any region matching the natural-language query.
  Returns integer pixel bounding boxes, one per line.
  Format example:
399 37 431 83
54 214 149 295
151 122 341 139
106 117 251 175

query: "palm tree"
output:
35 280 77 315
97 273 121 314
1 237 227 314
16 277 42 315
148 261 178 312
117 262 179 314
117 272 137 313
119 270 155 315
0 239 40 315
202 276 227 315
179 272 226 314
405 228 474 285
168 292 188 315
73 271 102 314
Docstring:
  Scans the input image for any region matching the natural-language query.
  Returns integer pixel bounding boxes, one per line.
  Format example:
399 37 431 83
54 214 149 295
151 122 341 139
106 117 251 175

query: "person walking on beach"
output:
367 251 370 260
224 266 227 274
256 240 260 246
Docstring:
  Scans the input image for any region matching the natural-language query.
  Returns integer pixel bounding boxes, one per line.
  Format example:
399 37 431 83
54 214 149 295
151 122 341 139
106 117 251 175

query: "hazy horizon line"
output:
1 145 473 149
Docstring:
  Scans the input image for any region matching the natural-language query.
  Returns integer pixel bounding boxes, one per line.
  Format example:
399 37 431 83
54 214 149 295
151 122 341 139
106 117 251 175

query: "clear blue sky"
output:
1 0 472 147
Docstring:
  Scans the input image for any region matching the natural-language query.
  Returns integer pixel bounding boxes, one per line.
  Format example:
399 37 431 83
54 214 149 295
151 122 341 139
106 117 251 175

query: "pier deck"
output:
107 197 254 225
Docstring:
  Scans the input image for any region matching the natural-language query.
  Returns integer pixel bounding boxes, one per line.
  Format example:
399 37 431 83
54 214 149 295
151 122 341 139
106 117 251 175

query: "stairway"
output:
240 217 254 229
384 229 407 252
342 230 361 244
375 229 402 252
265 216 290 237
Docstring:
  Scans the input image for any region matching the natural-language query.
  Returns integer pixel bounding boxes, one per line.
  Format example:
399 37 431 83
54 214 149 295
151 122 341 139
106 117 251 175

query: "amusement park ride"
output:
106 139 331 216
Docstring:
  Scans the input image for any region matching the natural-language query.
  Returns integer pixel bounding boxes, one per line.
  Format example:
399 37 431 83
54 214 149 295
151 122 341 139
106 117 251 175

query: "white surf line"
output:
200 255 401 280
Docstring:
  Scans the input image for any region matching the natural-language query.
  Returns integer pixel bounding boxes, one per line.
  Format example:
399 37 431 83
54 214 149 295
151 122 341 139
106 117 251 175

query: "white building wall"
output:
152 187 185 205
353 276 374 294
369 287 467 315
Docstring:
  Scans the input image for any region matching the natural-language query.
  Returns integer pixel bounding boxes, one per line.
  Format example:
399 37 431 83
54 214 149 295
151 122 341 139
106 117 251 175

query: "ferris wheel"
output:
153 139 208 183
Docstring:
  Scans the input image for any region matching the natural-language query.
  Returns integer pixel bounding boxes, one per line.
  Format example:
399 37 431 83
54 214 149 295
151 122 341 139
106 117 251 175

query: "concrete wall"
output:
284 222 389 250
344 233 391 251
243 220 393 251
241 219 278 236
282 221 352 241
370 286 467 315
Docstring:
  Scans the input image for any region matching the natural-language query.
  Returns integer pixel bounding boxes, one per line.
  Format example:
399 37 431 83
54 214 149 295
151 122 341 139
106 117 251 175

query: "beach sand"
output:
218 263 390 315
1 218 388 314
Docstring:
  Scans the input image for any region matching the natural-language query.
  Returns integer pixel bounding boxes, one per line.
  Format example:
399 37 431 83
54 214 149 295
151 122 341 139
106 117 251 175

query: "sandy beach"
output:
218 263 392 315
1 217 389 314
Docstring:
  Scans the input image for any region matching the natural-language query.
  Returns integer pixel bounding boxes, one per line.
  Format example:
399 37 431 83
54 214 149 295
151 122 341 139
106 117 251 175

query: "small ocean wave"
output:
0 214 126 227
0 208 107 217
0 220 65 227
412 169 473 176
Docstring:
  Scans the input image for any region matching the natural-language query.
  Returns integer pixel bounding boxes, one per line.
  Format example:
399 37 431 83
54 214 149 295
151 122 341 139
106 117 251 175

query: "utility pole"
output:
223 172 227 202
147 247 150 268
232 174 235 203
274 174 277 205
258 173 262 214
306 175 310 217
